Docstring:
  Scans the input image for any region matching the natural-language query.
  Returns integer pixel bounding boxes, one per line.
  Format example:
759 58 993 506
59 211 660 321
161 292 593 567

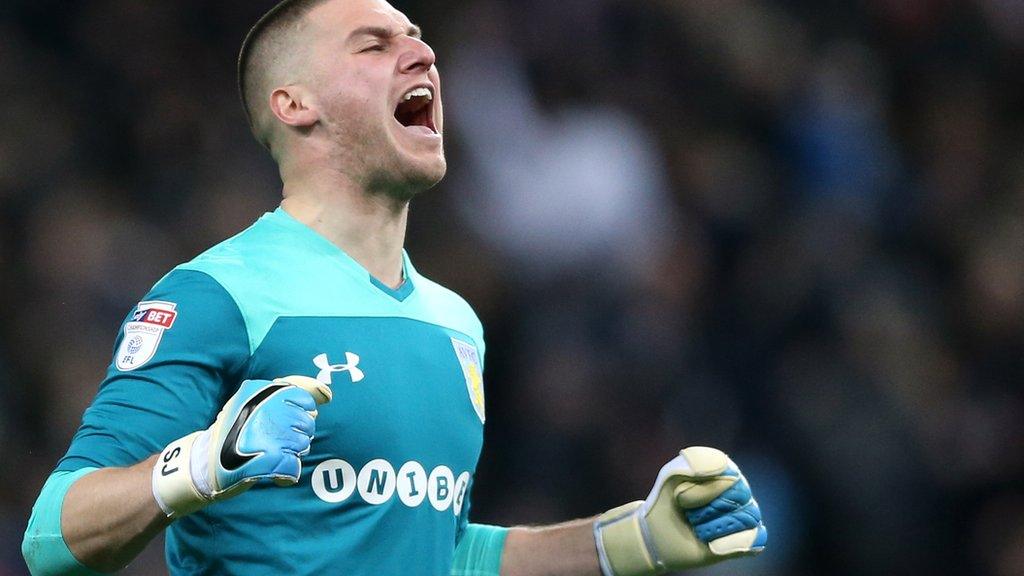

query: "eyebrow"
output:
347 23 422 42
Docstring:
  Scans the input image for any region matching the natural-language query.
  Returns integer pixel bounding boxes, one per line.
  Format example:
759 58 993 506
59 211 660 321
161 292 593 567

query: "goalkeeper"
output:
21 0 766 574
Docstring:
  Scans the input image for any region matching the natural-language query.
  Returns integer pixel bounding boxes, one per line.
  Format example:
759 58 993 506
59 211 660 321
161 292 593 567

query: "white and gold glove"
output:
594 446 767 576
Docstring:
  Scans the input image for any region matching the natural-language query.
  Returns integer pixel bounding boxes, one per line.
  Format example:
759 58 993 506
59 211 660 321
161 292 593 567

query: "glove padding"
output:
594 446 767 576
152 376 332 518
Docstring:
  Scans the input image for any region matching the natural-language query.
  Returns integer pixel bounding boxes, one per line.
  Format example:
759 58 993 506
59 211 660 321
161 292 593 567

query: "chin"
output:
369 154 447 202
401 152 447 190
417 155 447 187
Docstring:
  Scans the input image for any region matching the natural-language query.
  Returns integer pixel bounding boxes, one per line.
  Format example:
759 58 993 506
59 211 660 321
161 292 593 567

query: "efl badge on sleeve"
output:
115 300 178 371
451 337 485 423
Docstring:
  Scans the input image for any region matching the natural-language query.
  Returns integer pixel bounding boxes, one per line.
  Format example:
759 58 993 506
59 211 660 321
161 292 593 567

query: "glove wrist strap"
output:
152 431 209 519
594 501 664 576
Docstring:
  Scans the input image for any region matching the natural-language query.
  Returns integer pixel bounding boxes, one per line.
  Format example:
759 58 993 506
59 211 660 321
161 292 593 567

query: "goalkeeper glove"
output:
594 446 767 576
151 376 332 518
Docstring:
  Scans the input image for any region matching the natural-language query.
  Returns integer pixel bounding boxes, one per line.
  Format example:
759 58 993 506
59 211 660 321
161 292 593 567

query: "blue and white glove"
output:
152 376 332 518
594 447 767 575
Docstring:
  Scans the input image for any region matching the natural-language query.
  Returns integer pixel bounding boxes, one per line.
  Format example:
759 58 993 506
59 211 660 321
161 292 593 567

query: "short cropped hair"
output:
238 0 330 151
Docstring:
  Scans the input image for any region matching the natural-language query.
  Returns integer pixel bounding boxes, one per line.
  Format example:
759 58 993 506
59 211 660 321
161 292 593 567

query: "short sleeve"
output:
56 269 250 471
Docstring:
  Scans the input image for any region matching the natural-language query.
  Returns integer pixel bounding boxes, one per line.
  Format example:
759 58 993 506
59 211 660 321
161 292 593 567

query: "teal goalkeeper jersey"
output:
57 208 488 575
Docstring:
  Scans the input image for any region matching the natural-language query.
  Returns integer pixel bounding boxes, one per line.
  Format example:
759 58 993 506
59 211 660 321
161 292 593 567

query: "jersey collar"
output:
266 207 416 303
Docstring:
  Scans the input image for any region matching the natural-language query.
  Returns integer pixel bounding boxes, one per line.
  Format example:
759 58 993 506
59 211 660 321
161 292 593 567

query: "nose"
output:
397 36 436 74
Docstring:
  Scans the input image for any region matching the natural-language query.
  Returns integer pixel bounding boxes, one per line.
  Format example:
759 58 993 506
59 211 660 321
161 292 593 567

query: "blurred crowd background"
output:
1 0 1022 574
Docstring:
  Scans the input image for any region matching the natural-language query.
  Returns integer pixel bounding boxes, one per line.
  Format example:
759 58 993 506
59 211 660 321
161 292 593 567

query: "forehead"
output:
306 0 412 35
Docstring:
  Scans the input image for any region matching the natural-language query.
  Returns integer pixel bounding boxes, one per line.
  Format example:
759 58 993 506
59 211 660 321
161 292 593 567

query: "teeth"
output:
402 87 432 101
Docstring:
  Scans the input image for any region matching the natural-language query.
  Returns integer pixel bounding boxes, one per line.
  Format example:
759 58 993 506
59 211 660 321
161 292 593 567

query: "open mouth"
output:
394 86 437 134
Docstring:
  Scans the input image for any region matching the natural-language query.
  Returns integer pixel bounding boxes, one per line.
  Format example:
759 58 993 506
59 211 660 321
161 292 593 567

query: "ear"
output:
269 85 319 129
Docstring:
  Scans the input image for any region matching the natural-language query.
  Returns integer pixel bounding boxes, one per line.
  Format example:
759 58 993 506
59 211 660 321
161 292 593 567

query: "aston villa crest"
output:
450 338 485 423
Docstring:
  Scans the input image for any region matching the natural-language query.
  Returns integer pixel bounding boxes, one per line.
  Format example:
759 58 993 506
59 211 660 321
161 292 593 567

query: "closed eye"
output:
360 44 386 53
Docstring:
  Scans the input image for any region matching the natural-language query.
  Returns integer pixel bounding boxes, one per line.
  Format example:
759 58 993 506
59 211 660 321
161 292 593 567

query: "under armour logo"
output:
313 352 365 384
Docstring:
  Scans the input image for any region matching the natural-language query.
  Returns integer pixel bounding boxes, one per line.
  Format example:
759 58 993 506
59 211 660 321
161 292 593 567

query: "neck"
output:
280 168 410 289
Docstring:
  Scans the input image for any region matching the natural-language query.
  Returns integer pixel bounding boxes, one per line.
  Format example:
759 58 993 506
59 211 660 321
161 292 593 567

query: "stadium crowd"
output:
1 0 1022 574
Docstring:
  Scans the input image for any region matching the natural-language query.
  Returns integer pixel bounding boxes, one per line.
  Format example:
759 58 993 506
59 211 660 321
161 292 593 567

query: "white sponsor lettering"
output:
428 465 455 512
397 461 428 507
453 471 471 516
357 459 396 505
310 459 357 503
311 458 470 513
